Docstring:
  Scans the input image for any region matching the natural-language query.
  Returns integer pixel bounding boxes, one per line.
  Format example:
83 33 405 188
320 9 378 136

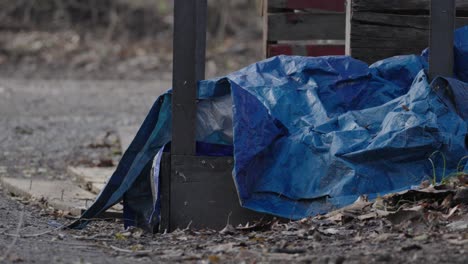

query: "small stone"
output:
413 234 429 241
14 126 33 135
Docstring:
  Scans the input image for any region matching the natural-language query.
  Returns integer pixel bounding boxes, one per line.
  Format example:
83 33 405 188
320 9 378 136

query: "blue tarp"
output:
71 27 468 229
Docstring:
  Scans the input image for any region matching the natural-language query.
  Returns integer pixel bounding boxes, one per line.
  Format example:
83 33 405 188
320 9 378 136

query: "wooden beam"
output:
345 0 352 55
268 12 346 41
351 0 468 13
263 0 270 58
352 12 468 29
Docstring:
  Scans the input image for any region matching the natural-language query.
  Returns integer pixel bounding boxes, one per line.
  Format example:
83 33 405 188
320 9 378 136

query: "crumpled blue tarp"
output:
70 27 468 229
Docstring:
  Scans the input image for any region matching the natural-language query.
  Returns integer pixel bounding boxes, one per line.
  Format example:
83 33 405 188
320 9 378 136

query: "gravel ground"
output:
0 78 169 178
0 78 467 264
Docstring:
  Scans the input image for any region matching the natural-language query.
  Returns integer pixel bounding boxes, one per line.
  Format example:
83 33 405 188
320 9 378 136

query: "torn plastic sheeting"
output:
70 27 468 230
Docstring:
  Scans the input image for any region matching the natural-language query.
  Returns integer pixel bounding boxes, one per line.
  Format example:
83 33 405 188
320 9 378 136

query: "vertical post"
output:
262 0 269 58
195 0 207 81
429 0 456 80
345 0 352 56
172 0 207 156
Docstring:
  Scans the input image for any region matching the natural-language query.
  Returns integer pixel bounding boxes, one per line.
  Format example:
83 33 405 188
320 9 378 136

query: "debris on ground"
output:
312 174 468 241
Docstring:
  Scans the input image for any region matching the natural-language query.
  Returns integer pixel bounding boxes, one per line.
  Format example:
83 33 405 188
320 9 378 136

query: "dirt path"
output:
0 78 467 263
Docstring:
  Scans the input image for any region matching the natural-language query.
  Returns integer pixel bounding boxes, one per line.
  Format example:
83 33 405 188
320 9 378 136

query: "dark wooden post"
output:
171 0 207 156
429 0 456 79
160 0 270 232
195 0 207 82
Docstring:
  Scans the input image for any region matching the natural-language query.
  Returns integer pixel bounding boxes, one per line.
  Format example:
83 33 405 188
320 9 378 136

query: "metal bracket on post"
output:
429 0 456 80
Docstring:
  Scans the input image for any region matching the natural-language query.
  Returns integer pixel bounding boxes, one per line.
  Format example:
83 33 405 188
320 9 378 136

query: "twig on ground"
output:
226 211 232 226
50 241 95 248
72 234 113 242
184 220 193 230
109 245 153 254
4 225 65 238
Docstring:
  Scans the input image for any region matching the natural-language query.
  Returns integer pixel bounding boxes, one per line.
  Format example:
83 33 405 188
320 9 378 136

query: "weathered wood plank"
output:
349 12 468 63
352 12 429 29
352 12 468 29
268 12 346 41
352 0 468 13
268 0 345 12
350 18 430 50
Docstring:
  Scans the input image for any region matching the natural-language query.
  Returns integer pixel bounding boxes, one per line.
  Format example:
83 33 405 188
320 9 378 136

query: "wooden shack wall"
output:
262 0 347 58
346 0 468 64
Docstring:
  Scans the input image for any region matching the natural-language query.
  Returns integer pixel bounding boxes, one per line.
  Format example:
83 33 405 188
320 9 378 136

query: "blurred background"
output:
0 0 263 80
0 1 264 180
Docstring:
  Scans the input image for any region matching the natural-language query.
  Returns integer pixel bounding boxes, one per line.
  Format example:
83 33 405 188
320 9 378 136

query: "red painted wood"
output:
286 0 345 12
268 44 345 57
305 45 345 56
268 44 293 57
